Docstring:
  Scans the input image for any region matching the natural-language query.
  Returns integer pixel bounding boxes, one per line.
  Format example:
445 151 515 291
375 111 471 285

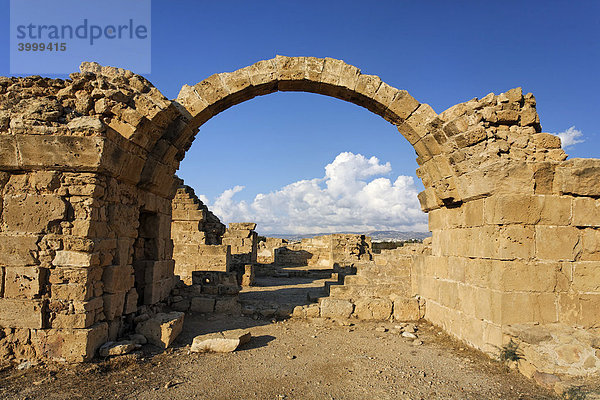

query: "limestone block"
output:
53 251 100 268
533 133 561 149
228 222 256 230
248 59 278 87
500 293 558 325
555 158 600 197
496 225 535 260
123 288 138 314
51 281 95 301
220 68 252 94
31 322 108 362
241 264 255 287
305 57 325 81
145 260 175 283
490 261 559 293
103 292 126 320
102 265 135 293
0 298 45 328
0 135 18 168
572 262 600 292
190 329 251 353
573 197 600 227
3 266 44 298
143 277 174 305
385 90 420 121
98 340 139 357
353 298 392 320
536 226 581 261
581 229 600 261
274 55 306 84
67 116 105 132
496 109 519 124
135 311 184 348
16 134 104 170
190 297 215 313
48 267 101 287
484 194 571 226
319 298 354 319
406 104 436 141
50 310 96 329
520 106 540 127
193 74 230 105
3 194 66 233
392 298 421 321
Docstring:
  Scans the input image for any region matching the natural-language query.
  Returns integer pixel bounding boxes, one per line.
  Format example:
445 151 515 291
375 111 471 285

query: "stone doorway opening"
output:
133 210 160 306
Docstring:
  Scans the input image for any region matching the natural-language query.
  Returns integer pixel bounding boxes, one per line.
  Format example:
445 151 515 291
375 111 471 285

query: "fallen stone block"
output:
98 340 139 357
135 311 184 349
190 329 251 353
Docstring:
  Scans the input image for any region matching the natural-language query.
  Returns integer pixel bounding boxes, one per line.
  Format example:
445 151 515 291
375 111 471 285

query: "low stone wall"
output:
257 237 287 264
259 234 373 271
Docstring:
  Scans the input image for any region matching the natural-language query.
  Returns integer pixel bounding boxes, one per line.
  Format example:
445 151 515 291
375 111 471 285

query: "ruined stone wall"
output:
0 57 598 375
257 237 287 264
0 71 179 362
171 185 229 283
222 223 258 270
411 90 600 375
262 234 372 270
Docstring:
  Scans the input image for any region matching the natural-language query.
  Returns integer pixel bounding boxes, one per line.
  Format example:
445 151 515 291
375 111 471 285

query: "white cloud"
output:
556 126 584 148
201 152 427 234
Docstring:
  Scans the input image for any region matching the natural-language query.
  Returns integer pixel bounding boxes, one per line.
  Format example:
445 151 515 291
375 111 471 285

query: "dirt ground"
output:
0 315 561 400
0 274 593 400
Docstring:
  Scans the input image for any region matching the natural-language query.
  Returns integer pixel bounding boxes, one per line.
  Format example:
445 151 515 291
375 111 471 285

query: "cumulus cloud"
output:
201 152 428 234
556 126 584 148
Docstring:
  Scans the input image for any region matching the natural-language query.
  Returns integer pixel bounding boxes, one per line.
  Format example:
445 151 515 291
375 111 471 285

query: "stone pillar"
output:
222 223 258 274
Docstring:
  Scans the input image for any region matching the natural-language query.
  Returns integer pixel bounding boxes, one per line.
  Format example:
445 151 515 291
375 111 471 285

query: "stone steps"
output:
288 256 424 322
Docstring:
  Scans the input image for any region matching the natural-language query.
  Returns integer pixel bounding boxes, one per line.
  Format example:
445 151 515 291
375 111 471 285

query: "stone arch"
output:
2 56 599 375
139 56 461 209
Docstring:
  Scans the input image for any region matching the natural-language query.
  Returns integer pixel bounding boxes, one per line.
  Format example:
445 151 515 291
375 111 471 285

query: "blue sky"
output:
2 1 599 233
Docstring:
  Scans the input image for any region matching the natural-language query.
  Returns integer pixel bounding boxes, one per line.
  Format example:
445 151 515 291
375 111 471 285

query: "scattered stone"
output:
99 340 139 357
191 329 251 353
375 327 388 333
136 312 185 349
16 361 33 370
533 370 561 389
402 332 418 339
412 340 423 346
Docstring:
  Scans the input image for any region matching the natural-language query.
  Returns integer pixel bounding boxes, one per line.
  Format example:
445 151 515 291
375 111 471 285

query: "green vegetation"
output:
499 340 522 363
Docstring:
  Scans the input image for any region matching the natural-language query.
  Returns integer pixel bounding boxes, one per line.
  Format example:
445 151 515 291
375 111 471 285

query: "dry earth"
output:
0 274 593 400
0 315 560 400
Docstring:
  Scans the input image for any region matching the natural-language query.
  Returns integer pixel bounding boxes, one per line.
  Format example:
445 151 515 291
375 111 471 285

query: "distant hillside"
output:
265 230 431 242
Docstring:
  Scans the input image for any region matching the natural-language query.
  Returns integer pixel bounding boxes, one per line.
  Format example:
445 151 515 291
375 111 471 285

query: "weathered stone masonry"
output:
0 56 598 376
171 184 229 284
